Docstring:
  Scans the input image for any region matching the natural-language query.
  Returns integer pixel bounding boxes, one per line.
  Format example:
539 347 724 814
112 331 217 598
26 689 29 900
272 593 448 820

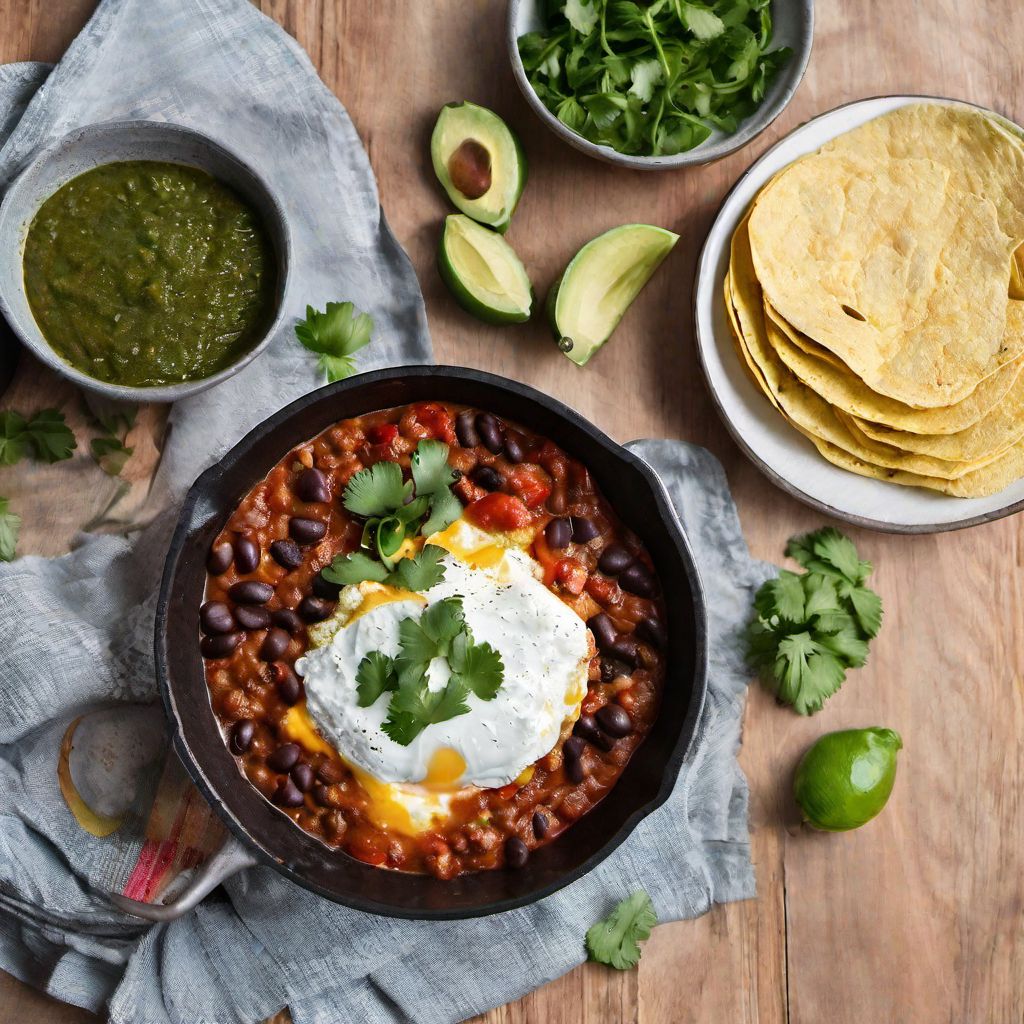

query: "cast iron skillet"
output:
140 366 708 920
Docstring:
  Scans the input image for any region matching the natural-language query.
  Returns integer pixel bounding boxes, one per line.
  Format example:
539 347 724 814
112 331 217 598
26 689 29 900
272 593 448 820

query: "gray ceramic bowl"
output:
0 120 290 403
507 0 814 169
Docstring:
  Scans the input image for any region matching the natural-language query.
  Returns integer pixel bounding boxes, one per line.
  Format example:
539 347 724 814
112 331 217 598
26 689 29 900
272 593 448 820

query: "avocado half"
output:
431 101 527 234
438 214 534 325
547 224 680 366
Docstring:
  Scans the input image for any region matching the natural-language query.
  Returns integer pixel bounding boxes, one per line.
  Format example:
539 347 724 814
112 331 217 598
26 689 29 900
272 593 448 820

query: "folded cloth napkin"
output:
0 2 773 1022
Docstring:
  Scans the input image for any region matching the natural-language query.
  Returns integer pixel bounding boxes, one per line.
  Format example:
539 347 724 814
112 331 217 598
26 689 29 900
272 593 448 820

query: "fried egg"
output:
291 517 591 835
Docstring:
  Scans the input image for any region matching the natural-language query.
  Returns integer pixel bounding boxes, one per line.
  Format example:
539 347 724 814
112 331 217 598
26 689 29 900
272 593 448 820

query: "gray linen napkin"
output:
0 2 772 1022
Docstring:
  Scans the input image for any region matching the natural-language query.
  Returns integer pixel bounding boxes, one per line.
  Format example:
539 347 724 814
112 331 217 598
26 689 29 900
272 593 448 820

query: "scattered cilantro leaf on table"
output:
0 408 76 465
0 411 28 465
294 301 374 382
90 436 134 477
0 497 21 562
585 891 657 970
746 527 883 715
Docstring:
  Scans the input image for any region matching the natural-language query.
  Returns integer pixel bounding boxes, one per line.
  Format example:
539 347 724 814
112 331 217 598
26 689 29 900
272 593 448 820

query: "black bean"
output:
272 777 305 808
607 636 638 667
545 517 572 550
600 656 630 683
270 538 303 570
637 616 667 649
260 627 290 662
597 704 634 738
532 810 550 840
207 541 233 576
503 435 525 464
472 465 504 492
312 574 342 600
291 762 315 792
476 413 504 454
233 537 260 575
295 467 330 504
229 719 255 754
299 594 333 622
312 783 332 806
619 563 655 597
268 742 301 772
455 409 481 448
575 713 614 751
234 605 272 630
598 544 634 575
289 517 327 545
272 608 304 634
228 580 274 605
571 517 601 543
564 735 586 760
587 612 618 652
199 601 234 635
565 753 585 784
275 665 304 706
504 836 529 869
200 632 242 659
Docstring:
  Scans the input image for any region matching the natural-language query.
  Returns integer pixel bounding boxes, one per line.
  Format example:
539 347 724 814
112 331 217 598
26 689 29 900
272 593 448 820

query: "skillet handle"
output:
109 835 258 922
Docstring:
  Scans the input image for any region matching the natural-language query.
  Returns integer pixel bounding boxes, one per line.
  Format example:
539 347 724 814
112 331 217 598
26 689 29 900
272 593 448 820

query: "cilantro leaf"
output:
786 527 872 585
321 551 390 586
419 597 466 654
585 891 657 970
383 675 471 746
343 460 412 518
294 301 374 382
389 544 447 592
421 486 463 536
90 435 133 477
411 440 458 496
397 615 440 667
356 651 399 707
848 585 883 638
0 497 20 561
677 2 725 40
771 632 846 715
753 570 804 623
564 0 599 35
82 394 136 436
0 411 28 466
24 408 76 463
450 633 504 701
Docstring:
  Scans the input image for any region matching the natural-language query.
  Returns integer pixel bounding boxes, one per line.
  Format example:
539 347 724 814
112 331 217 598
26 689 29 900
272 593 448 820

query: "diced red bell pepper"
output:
466 492 532 532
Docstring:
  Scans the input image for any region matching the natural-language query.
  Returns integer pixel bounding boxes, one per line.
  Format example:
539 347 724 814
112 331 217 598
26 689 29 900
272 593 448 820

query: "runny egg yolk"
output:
347 583 425 623
429 519 506 570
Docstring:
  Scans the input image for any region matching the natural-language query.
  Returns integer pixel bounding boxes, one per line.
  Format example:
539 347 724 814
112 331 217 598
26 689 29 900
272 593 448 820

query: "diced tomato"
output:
400 402 456 443
496 782 519 800
466 492 532 532
555 557 588 595
507 464 553 509
585 574 621 606
367 423 399 446
581 690 605 715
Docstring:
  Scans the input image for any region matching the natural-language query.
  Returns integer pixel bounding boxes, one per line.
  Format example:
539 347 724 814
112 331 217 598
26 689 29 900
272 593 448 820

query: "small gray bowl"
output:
507 0 814 169
0 120 290 403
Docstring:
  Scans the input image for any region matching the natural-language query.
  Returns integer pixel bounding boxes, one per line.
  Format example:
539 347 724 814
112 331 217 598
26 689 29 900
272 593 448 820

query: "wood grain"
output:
1 0 1023 1022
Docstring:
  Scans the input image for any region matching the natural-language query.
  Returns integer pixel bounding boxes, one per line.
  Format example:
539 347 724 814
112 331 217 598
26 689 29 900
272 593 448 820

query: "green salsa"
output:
23 160 276 388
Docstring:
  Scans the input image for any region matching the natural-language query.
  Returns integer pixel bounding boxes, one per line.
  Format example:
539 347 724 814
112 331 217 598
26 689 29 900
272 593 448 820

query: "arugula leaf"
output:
294 301 374 382
321 551 391 586
585 891 657 970
343 460 412 517
90 436 133 477
746 527 883 715
0 497 20 562
450 632 504 701
0 411 28 466
23 408 76 464
356 651 399 707
389 544 447 592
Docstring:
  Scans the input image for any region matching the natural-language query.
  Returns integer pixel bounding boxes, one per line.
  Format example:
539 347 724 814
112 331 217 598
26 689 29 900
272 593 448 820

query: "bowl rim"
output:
0 118 291 403
692 93 1024 534
505 0 814 170
156 364 709 919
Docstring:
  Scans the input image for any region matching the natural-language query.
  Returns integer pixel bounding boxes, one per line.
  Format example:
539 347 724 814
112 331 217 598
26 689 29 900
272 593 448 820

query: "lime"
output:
437 214 534 325
793 727 902 832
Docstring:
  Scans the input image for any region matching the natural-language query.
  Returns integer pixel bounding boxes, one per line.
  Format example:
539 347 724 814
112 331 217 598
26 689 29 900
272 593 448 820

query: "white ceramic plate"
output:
693 95 1024 533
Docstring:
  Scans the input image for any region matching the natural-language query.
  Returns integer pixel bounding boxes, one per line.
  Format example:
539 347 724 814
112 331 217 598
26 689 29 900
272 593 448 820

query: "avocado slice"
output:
431 101 527 233
438 214 534 325
547 224 679 366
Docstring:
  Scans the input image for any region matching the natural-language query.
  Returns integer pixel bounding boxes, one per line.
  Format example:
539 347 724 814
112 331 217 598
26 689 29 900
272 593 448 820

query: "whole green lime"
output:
794 727 902 832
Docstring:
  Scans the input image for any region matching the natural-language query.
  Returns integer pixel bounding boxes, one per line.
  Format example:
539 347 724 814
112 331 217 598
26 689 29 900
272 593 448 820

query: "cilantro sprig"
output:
585 891 657 970
518 0 792 157
295 300 374 382
746 528 883 715
354 596 505 746
0 408 76 466
322 543 448 591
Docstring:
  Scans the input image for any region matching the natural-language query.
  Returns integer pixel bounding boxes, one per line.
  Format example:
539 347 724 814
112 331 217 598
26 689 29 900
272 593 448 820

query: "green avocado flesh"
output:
431 101 526 233
438 214 533 325
548 224 679 366
23 160 277 388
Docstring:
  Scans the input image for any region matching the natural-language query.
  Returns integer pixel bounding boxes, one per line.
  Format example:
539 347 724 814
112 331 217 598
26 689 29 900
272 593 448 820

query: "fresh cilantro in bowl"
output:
517 0 792 157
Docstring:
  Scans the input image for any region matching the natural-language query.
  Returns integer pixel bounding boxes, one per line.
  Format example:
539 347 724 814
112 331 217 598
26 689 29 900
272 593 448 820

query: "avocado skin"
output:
431 101 527 234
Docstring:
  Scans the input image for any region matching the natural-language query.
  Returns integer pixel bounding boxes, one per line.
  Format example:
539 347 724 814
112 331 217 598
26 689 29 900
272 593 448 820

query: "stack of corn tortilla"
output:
725 103 1024 497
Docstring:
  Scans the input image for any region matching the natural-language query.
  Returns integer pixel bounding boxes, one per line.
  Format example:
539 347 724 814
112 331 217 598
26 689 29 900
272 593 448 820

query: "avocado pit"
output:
448 139 492 200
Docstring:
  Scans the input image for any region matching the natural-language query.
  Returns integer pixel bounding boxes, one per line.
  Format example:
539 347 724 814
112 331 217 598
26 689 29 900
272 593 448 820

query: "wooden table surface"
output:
2 1 1023 1022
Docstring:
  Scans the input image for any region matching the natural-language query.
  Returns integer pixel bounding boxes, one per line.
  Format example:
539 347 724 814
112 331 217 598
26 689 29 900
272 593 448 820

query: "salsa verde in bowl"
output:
0 120 289 402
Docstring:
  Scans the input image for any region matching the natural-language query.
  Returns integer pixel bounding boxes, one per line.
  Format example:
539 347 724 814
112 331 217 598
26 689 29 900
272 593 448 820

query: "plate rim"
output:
692 92 1024 535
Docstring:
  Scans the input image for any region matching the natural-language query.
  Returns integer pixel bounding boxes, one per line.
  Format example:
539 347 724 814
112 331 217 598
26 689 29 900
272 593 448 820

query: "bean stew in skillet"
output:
201 401 666 879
